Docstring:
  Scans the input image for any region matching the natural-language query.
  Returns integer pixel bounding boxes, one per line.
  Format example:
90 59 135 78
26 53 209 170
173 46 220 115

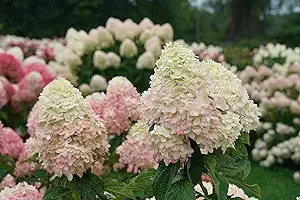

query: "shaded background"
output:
0 0 299 47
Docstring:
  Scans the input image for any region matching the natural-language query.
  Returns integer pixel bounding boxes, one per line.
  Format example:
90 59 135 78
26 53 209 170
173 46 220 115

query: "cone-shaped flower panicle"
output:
31 78 109 179
140 42 260 165
103 77 140 134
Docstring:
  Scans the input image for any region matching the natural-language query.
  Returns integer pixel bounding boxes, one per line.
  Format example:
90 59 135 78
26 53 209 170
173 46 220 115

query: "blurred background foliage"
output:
0 0 299 46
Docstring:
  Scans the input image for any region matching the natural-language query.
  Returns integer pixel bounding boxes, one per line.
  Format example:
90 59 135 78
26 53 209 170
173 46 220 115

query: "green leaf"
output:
188 140 205 185
227 176 261 199
104 178 136 200
33 169 49 183
239 132 250 145
165 178 196 200
0 155 15 181
153 162 180 200
215 154 246 176
127 168 156 194
243 161 251 178
74 172 106 200
43 186 72 200
204 157 229 200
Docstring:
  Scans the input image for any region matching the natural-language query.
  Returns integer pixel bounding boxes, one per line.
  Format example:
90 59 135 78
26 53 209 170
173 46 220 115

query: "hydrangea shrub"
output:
139 42 261 200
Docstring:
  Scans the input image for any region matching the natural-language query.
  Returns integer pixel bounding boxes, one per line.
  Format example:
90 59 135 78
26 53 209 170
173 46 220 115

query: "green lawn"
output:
246 161 299 200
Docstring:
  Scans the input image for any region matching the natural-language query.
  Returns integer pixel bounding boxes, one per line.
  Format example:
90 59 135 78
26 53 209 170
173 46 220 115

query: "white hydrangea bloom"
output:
89 74 107 92
156 23 174 42
105 52 121 68
66 27 78 41
140 42 260 163
6 46 24 61
136 51 156 70
139 29 154 43
94 26 114 49
93 50 107 70
124 18 140 38
200 60 261 133
114 24 134 42
119 39 138 58
23 56 46 66
139 17 154 30
60 49 82 67
145 40 162 58
105 17 122 35
79 83 92 96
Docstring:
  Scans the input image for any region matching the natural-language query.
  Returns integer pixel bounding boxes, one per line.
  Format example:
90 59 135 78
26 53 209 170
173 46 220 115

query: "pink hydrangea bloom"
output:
106 76 140 121
18 72 44 103
116 122 158 173
0 182 43 200
85 92 106 119
0 80 8 107
23 63 55 85
103 95 132 135
32 78 109 179
91 161 104 176
0 126 24 159
14 138 39 177
0 174 16 189
87 77 140 135
9 84 23 113
0 53 24 82
0 76 16 99
36 46 55 61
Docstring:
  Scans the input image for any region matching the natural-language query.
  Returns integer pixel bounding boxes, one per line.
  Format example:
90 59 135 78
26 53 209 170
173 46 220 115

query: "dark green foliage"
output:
76 42 153 93
223 47 253 70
